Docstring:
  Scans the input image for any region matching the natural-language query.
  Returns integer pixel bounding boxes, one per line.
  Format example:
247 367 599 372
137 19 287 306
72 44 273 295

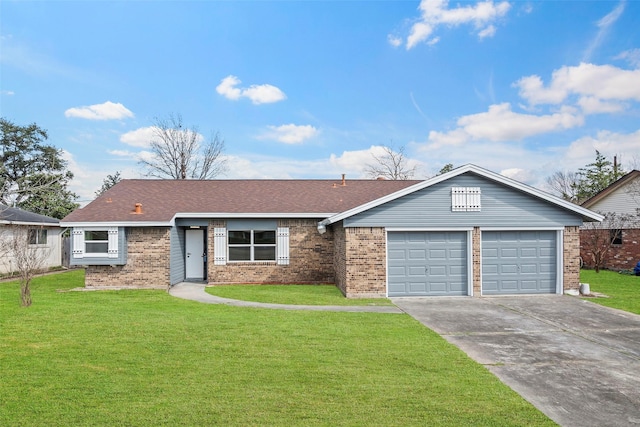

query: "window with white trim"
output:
72 227 119 258
451 187 481 212
85 230 109 254
28 229 47 245
228 230 276 261
214 226 289 265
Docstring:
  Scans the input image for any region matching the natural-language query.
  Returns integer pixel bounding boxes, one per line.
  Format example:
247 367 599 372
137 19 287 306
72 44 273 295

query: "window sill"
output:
227 261 277 265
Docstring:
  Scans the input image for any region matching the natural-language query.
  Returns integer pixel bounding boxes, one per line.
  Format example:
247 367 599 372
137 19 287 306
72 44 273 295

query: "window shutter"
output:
451 187 467 211
452 187 481 211
72 229 84 258
107 228 119 258
467 187 481 211
277 227 290 265
214 228 227 265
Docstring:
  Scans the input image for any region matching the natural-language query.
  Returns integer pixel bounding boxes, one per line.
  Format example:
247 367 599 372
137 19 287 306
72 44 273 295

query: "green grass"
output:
580 269 640 314
1 271 554 426
206 284 394 306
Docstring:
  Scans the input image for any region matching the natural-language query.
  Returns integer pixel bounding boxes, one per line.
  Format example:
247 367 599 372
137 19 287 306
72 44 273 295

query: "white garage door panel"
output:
388 231 468 297
482 230 557 295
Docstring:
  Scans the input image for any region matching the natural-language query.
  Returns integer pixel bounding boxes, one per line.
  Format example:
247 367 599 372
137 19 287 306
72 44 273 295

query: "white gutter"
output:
1 220 60 227
61 212 338 229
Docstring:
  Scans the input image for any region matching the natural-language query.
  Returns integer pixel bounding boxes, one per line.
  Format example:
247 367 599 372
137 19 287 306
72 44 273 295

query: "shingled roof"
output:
0 204 60 225
61 179 420 224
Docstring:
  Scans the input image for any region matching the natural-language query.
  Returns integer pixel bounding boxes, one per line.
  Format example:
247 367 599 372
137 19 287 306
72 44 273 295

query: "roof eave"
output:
1 220 60 227
61 212 338 228
581 170 640 209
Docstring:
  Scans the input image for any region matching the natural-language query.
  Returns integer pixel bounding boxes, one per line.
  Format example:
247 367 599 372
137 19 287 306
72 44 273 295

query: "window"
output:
452 187 481 212
72 227 119 259
85 230 109 254
228 230 276 261
214 226 289 265
28 229 47 245
610 229 623 245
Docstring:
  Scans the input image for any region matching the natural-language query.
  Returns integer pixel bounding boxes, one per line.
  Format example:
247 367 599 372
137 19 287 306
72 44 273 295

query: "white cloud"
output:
65 101 134 120
1 90 14 96
216 75 286 104
387 34 402 48
583 1 625 62
260 124 319 144
615 48 640 68
407 22 435 49
427 103 583 146
216 75 243 100
119 127 156 148
565 129 640 165
577 96 625 114
478 25 496 39
108 149 138 157
403 0 511 49
500 167 537 184
120 126 204 149
515 63 640 107
222 146 423 180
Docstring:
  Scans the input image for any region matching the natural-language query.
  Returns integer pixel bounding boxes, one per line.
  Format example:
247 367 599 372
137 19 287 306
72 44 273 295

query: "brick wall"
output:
333 224 347 295
564 226 580 292
472 227 481 296
580 228 640 271
339 225 387 298
85 227 170 289
208 219 334 284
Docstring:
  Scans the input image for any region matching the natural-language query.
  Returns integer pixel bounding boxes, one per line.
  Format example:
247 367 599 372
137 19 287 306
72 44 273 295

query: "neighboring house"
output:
0 204 62 274
60 164 602 297
580 170 640 271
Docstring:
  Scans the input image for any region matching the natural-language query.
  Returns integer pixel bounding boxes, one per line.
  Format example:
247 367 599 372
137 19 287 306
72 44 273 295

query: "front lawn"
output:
580 269 640 314
1 270 554 426
206 284 394 306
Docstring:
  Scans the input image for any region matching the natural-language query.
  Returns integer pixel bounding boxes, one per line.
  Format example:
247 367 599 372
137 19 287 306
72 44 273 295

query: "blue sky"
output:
1 0 639 204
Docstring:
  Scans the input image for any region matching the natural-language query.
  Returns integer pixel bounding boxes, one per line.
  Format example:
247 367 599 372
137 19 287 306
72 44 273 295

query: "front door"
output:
185 229 205 280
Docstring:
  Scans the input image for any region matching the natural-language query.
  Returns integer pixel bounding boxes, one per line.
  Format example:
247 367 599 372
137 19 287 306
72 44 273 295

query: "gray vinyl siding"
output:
170 226 186 285
171 219 209 285
586 179 640 228
345 173 583 228
70 227 127 266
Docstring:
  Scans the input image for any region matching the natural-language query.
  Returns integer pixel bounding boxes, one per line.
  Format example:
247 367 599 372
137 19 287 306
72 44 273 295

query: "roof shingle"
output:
62 179 420 223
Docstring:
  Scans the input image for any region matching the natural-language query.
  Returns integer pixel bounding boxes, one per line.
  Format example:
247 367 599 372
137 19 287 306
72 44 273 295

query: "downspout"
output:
317 219 330 235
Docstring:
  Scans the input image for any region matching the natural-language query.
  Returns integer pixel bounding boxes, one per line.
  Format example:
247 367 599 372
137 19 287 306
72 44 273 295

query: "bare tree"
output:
0 224 52 306
546 170 579 203
365 145 417 180
139 113 227 179
580 212 635 273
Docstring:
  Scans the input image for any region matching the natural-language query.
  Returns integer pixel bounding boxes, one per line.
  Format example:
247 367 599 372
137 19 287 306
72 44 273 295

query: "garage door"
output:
388 231 468 297
482 231 556 295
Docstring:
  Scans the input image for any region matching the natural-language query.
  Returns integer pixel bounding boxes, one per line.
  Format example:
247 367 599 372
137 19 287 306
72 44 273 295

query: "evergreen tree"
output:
0 118 79 218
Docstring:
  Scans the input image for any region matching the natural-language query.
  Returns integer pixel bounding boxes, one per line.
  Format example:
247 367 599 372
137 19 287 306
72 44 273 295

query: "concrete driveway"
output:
391 295 640 427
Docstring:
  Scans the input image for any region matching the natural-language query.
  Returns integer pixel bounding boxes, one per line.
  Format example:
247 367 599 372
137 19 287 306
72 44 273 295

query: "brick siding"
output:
472 227 481 295
85 227 170 289
563 226 581 292
208 219 334 284
580 228 640 271
333 224 386 298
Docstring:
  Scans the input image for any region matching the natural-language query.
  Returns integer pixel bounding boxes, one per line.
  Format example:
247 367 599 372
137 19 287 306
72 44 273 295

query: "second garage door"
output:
388 231 468 297
482 230 557 295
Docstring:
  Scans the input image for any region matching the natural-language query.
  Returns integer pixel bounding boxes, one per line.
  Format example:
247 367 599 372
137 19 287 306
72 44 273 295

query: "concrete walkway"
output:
168 282 403 313
392 295 640 427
